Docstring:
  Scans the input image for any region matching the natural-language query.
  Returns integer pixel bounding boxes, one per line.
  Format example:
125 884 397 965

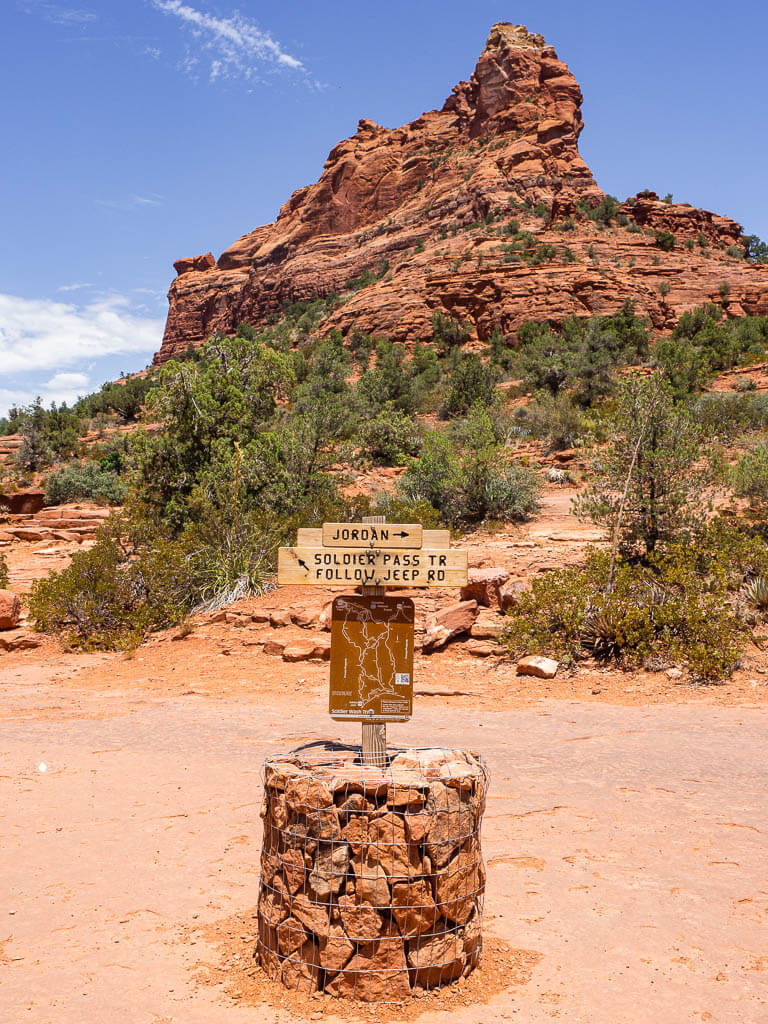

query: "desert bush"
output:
45 461 127 506
371 495 441 529
441 352 498 417
576 195 619 226
665 306 768 378
517 300 650 405
11 399 83 471
30 484 281 648
77 375 154 423
731 446 768 506
357 405 421 465
654 230 675 251
431 312 472 354
514 391 590 450
357 339 417 417
651 338 709 396
501 546 742 680
575 373 710 556
130 335 295 529
398 406 540 528
29 514 194 650
0 552 8 589
693 392 768 441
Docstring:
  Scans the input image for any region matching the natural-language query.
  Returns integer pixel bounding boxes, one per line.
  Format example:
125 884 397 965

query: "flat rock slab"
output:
517 655 559 679
1 670 767 1023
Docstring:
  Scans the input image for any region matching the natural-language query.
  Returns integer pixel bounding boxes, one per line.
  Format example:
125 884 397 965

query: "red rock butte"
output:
156 22 768 363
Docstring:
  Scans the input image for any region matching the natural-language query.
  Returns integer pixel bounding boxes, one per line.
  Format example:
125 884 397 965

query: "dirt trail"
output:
2 665 767 1023
2 485 768 1020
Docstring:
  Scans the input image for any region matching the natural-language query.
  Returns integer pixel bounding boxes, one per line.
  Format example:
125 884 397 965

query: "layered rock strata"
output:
256 746 487 1001
158 23 768 363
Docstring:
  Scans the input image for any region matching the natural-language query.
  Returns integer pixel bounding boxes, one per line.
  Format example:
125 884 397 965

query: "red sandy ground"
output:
2 488 767 1022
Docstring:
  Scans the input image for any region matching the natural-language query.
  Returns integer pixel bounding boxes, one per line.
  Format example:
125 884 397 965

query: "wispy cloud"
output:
151 0 305 84
0 293 163 380
18 2 97 25
95 193 164 212
57 281 95 293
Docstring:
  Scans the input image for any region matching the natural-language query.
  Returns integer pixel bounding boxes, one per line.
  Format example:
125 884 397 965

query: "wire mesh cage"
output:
256 742 488 1003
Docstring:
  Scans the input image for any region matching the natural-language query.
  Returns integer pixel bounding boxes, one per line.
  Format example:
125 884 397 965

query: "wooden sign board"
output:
322 522 423 548
277 546 468 587
297 527 450 549
329 595 414 722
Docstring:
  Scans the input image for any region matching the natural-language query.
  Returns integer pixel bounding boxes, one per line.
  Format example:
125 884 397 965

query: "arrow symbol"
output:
394 530 409 538
298 558 309 571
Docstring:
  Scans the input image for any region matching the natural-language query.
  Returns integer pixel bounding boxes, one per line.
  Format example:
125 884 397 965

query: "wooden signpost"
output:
277 516 468 764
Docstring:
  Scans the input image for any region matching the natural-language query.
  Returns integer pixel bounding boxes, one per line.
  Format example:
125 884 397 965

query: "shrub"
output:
357 339 416 417
668 305 768 376
693 392 768 441
654 230 675 251
398 407 540 528
372 495 441 529
651 338 709 397
431 312 472 354
575 373 711 556
517 301 650 405
441 352 497 417
357 406 421 465
45 461 127 506
29 495 280 648
131 335 295 530
29 515 193 650
501 546 743 680
11 399 83 472
731 446 768 505
76 375 153 422
577 195 619 226
514 391 589 450
0 552 8 589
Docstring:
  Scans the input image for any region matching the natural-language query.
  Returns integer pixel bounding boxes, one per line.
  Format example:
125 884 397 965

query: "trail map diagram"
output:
329 596 414 722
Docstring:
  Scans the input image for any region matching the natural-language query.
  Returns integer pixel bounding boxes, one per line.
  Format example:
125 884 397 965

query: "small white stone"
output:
38 762 47 773
516 655 559 679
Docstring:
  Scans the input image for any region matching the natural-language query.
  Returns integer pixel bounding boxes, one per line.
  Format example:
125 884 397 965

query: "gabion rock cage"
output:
257 743 488 1003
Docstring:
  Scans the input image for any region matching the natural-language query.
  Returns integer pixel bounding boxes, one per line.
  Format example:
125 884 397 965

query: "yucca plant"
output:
743 576 768 613
581 606 624 660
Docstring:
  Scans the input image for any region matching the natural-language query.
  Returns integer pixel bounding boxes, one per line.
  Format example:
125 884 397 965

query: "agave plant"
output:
581 606 623 660
743 575 768 613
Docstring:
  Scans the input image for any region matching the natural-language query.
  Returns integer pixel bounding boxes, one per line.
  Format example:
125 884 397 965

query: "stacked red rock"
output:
256 746 487 1002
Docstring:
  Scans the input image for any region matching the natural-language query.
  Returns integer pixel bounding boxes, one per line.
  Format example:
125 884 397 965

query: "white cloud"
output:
0 293 163 378
151 0 305 84
46 371 90 390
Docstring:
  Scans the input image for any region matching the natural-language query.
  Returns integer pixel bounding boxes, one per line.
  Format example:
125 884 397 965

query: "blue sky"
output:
1 0 766 417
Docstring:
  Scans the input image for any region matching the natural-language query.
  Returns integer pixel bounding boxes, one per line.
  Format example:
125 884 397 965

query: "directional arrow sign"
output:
277 546 468 587
322 522 423 549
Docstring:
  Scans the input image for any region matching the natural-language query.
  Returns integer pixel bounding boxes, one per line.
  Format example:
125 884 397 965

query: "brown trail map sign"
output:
329 595 414 722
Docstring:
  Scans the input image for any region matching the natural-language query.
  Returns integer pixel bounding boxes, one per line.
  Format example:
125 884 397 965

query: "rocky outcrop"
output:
157 23 768 363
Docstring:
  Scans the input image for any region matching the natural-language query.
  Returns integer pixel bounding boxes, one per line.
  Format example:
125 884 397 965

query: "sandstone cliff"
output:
157 23 768 363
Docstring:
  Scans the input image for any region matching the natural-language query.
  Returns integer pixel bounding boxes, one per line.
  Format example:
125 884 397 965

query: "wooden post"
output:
361 515 387 767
